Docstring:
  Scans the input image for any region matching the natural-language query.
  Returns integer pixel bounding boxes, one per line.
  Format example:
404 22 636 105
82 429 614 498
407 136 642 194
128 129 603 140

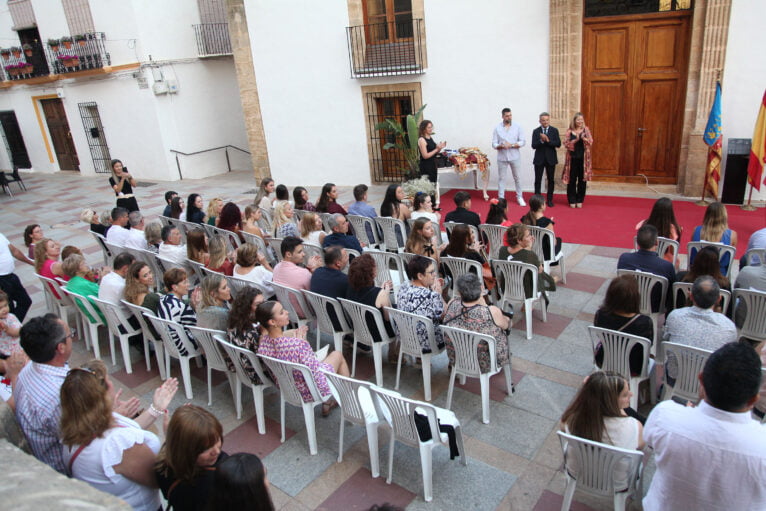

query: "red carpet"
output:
438 190 765 258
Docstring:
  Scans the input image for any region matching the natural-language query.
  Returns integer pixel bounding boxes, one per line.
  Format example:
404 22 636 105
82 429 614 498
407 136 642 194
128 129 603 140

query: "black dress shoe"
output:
547 199 555 207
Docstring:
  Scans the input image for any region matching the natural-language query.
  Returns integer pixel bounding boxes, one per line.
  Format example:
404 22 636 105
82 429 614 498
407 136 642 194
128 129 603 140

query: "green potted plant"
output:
10 46 21 58
47 38 60 52
22 43 32 57
61 36 72 49
74 34 86 46
0 48 10 61
374 104 427 181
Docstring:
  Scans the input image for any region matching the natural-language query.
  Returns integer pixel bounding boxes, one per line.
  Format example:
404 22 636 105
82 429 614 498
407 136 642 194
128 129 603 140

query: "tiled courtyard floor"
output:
1 170 741 510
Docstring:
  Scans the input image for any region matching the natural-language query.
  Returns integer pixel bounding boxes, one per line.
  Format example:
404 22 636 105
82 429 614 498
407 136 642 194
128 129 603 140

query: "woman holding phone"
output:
109 159 140 212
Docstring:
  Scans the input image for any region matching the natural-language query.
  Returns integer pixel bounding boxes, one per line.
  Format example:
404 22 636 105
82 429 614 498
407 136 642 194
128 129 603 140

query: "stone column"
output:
226 0 271 179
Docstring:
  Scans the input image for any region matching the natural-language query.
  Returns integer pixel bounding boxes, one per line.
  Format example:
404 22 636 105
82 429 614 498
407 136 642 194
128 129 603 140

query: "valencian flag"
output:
703 82 723 198
747 89 766 191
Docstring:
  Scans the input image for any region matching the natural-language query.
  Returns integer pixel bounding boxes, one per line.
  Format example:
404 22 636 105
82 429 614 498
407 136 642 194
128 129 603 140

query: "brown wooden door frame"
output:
362 0 413 44
40 98 80 171
582 10 691 184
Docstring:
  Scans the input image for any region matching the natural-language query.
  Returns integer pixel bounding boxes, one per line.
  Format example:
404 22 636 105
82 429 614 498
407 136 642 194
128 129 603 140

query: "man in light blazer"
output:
531 112 561 207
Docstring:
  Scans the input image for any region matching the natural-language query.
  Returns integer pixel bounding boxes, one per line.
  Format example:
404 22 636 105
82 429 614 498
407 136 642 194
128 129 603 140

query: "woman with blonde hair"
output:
61 360 178 511
300 212 326 245
272 201 299 238
196 274 231 331
186 228 209 265
690 201 737 276
562 112 593 209
405 218 444 260
205 235 234 276
206 197 224 226
253 177 275 210
35 238 65 283
144 221 162 252
242 205 266 238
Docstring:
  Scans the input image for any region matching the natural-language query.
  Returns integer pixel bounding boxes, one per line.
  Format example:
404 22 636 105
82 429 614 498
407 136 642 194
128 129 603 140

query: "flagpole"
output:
742 184 756 211
696 179 710 206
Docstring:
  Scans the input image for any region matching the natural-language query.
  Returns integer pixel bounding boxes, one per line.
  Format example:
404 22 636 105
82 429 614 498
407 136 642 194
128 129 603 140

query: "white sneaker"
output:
517 197 526 207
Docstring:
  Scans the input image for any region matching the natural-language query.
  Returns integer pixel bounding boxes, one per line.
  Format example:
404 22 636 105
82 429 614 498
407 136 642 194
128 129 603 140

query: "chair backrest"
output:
386 307 436 355
662 342 712 402
444 221 480 243
616 269 668 316
491 259 538 309
527 225 558 264
214 334 271 388
225 274 268 300
90 296 136 338
158 216 172 228
186 259 206 286
687 241 736 278
156 254 185 275
200 223 217 238
293 208 308 223
134 248 164 291
479 224 506 260
369 386 440 449
303 290 351 334
366 249 405 287
36 273 72 310
318 213 334 233
398 253 436 277
588 326 651 379
264 237 283 263
440 256 483 297
339 298 391 347
347 214 381 247
440 325 499 377
61 287 104 326
143 313 196 359
103 239 124 261
90 231 113 266
633 235 679 266
240 231 270 260
374 216 406 253
302 241 324 264
187 326 229 372
671 281 730 312
258 207 274 233
745 248 766 267
733 288 766 341
322 371 376 427
258 354 323 405
271 281 314 323
121 300 160 342
212 226 242 253
557 431 643 498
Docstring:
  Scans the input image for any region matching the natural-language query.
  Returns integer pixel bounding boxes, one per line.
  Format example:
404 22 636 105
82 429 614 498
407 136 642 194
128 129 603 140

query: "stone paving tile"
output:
510 375 578 422
514 310 574 340
558 271 607 294
533 490 600 511
315 468 415 511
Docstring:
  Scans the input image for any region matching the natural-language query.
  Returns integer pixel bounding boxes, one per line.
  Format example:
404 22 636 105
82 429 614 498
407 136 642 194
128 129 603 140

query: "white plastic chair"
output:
633 235 679 268
528 225 567 284
258 207 274 234
134 248 165 291
733 288 766 343
240 231 270 261
491 259 547 340
211 226 242 253
687 241 736 279
271 282 317 345
479 224 506 261
90 231 113 266
369 386 467 503
143 314 202 399
338 298 394 386
398 253 436 274
322 371 384 476
36 274 79 330
374 216 407 253
385 307 445 401
157 215 172 228
61 287 105 358
444 222 480 249
366 249 405 289
745 248 766 267
187 326 238 407
258 354 330 455
318 213 334 233
440 325 513 424
671 281 730 312
122 300 167 379
214 335 273 430
661 342 712 403
186 259 206 286
440 256 484 299
557 431 644 511
90 296 146 374
616 269 667 347
225 274 269 301
348 214 382 250
588 326 655 408
303 290 352 353
301 241 324 264
264 237 283 263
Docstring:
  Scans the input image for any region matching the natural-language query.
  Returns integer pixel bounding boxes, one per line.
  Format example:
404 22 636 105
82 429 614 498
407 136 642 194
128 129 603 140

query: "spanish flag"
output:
703 82 723 198
747 89 766 191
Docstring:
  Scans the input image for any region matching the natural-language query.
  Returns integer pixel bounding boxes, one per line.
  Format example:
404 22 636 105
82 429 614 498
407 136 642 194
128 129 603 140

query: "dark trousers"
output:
0 273 32 321
534 163 556 200
566 158 587 204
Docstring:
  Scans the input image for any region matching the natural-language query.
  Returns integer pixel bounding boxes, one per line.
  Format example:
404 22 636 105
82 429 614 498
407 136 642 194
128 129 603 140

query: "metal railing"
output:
170 145 250 179
346 19 424 78
193 23 232 57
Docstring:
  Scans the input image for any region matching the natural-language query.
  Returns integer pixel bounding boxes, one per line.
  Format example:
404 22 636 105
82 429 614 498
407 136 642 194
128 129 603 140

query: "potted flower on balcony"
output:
10 46 21 58
74 34 86 47
58 54 80 68
22 63 33 74
61 36 73 49
48 38 60 52
0 48 9 61
22 43 32 57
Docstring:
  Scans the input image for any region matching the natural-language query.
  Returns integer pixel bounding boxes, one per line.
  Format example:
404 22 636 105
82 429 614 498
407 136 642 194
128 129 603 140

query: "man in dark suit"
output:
444 190 481 228
618 224 676 312
531 112 561 207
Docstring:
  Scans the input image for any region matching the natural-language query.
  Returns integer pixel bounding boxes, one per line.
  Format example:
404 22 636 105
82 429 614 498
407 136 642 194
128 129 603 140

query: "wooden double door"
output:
582 11 691 183
41 98 79 171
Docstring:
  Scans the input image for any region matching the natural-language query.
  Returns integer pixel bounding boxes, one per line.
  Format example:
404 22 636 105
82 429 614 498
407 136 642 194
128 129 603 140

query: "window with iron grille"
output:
78 102 112 173
366 90 418 182
194 0 231 56
62 0 95 35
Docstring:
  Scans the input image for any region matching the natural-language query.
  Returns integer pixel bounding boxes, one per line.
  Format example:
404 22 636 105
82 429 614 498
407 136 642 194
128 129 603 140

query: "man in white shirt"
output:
643 342 766 510
492 107 526 205
0 231 33 320
124 211 148 250
158 225 187 265
98 252 134 307
105 207 131 246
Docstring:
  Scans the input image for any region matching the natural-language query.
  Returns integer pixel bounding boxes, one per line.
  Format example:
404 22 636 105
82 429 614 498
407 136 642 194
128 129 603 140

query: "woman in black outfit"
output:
186 193 206 224
108 159 139 212
521 194 562 259
417 119 446 206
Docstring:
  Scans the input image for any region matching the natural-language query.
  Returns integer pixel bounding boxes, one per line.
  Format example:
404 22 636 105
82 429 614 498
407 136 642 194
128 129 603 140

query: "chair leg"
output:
207 366 213 406
180 357 193 399
560 476 576 511
386 434 396 484
614 492 629 511
303 403 318 455
108 330 117 365
629 379 639 410
90 323 101 360
154 342 166 380
351 341 358 377
337 417 345 463
143 337 151 372
279 394 287 443
525 299 533 340
446 366 457 410
418 444 434 502
455 425 468 466
119 334 133 374
422 354 432 401
540 297 548 323
333 332 343 354
366 422 380 478
234 379 243 420
165 350 172 381
395 347 404 390
252 386 266 435
480 373 491 424
503 363 513 397
316 324 321 351
372 342 384 386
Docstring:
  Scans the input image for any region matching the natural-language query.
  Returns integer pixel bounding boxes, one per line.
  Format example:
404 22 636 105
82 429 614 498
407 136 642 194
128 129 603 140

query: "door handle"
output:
637 128 647 132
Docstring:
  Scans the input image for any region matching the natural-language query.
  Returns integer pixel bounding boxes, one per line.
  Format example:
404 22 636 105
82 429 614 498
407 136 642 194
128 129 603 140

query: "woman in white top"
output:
60 360 178 511
253 177 275 210
410 192 446 244
299 212 326 246
233 242 275 297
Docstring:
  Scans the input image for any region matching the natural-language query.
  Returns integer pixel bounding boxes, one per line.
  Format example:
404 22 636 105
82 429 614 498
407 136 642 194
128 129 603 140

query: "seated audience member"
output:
347 184 377 218
207 453 275 511
217 202 245 243
315 182 347 215
643 342 766 510
206 197 223 226
663 276 736 384
521 194 562 260
14 315 73 473
186 194 206 224
61 359 177 511
158 268 200 354
23 224 44 260
97 252 135 306
196 274 231 331
60 246 98 283
254 177 275 210
124 211 148 250
35 238 66 284
144 221 162 253
155 405 227 511
99 210 114 231
345 253 395 355
274 184 290 208
323 214 363 252
272 236 322 292
411 192 440 225
484 198 511 227
444 190 480 228
124 261 161 313
442 273 511 373
499 223 556 304
593 274 653 375
170 196 185 220
310 246 349 299
396 255 446 353
0 290 22 364
63 254 107 323
233 242 274 297
441 224 485 264
635 197 682 265
300 212 326 246
105 207 131 246
734 254 766 328
690 201 738 276
242 205 266 238
163 190 178 217
273 201 299 238
617 224 675 311
186 228 210 265
405 218 442 260
226 287 266 383
81 208 109 237
256 300 350 415
159 225 187 265
678 245 730 312
379 184 411 221
293 186 316 212
740 225 766 268
206 235 235 276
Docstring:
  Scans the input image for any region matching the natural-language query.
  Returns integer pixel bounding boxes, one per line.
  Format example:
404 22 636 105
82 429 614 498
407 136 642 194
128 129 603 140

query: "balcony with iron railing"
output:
193 23 232 57
0 32 110 82
346 19 425 78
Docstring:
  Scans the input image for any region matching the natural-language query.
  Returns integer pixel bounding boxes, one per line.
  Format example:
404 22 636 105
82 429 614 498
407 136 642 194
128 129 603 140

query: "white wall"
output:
722 0 766 203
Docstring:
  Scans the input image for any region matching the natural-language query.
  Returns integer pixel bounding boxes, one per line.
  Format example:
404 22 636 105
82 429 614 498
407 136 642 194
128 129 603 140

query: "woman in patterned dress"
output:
395 255 446 353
